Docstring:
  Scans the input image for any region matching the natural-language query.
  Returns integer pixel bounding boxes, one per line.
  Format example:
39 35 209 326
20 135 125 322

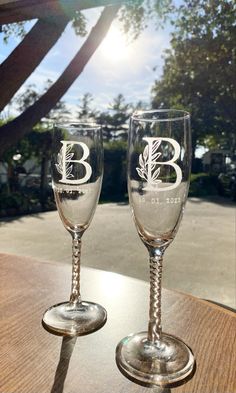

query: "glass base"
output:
42 301 107 336
116 331 195 387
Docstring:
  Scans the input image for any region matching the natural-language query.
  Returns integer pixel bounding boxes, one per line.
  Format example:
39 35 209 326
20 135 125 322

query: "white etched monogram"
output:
56 140 92 184
136 137 182 191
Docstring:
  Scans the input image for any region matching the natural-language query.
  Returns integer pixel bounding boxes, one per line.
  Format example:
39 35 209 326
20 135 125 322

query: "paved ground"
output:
0 197 235 309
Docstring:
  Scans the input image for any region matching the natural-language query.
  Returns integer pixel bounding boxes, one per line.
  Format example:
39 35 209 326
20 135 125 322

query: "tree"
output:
151 0 236 159
97 94 131 141
77 93 98 120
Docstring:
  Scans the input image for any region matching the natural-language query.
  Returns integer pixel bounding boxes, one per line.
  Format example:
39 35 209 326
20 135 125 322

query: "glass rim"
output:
54 122 101 131
131 109 190 122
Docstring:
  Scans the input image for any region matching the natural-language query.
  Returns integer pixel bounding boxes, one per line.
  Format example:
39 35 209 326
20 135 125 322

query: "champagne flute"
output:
42 123 107 336
116 110 195 386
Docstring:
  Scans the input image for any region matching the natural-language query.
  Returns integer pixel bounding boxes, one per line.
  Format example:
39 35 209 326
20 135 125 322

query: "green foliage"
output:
72 11 87 37
0 185 54 217
77 93 98 120
101 140 127 202
1 21 28 43
151 0 236 156
0 190 28 212
189 173 219 197
97 94 131 141
118 0 173 40
0 122 55 215
118 1 147 40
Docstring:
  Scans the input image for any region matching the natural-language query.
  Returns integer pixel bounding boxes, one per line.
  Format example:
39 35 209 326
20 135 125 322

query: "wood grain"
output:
0 253 235 393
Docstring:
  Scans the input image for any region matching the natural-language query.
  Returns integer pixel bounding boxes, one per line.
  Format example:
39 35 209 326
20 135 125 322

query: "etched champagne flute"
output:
116 110 195 386
42 123 107 336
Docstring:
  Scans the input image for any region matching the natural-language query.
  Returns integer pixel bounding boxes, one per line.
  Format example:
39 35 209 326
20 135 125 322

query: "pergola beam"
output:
0 0 124 24
0 15 69 112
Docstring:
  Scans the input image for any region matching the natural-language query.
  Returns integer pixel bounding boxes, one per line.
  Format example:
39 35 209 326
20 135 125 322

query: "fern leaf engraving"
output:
55 151 63 175
139 154 144 168
136 138 162 185
136 167 147 180
152 167 162 182
143 145 149 161
152 140 161 152
55 143 74 179
152 152 161 161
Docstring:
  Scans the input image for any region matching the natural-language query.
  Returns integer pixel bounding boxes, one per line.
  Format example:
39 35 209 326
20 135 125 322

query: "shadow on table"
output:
50 336 77 393
188 195 236 207
0 211 47 225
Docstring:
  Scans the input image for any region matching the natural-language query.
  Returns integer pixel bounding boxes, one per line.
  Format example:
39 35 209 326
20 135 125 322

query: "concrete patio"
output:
0 197 235 309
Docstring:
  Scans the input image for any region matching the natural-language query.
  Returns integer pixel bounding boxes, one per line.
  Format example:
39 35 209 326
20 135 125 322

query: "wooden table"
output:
0 253 235 393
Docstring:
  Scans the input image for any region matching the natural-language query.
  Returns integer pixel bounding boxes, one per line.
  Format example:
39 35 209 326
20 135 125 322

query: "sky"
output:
0 6 173 115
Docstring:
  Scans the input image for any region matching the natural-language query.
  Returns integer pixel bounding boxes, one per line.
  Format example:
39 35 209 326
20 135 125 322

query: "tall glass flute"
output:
42 123 107 336
116 110 195 386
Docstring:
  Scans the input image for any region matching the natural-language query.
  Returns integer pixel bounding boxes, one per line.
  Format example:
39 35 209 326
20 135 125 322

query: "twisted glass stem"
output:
70 234 82 304
148 251 163 343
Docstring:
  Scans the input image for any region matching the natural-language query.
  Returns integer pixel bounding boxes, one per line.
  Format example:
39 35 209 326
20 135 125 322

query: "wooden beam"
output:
0 15 69 112
0 0 124 24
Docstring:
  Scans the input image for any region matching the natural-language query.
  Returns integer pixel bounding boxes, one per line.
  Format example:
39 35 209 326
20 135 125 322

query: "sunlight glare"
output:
100 26 131 62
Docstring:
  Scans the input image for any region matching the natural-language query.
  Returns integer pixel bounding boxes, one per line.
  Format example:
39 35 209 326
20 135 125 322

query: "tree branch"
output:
0 5 120 157
0 15 69 112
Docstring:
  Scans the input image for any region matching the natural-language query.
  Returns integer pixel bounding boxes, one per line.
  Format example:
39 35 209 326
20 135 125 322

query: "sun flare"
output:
100 26 130 62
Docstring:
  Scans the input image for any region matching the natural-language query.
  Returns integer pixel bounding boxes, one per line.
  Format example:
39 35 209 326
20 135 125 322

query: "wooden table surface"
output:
0 253 235 393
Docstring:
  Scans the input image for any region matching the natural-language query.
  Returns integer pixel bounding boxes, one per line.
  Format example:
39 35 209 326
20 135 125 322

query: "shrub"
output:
101 140 127 202
189 173 219 197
